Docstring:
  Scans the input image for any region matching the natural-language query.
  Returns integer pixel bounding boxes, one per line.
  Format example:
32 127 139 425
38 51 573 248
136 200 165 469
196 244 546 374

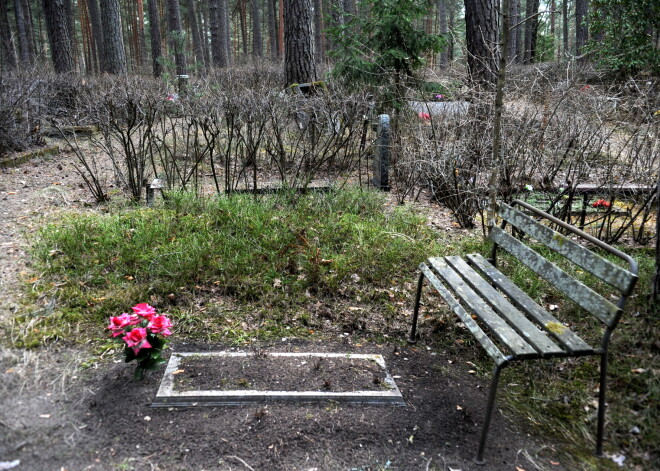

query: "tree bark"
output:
523 0 539 64
313 0 323 65
252 0 263 56
167 0 187 76
87 0 105 72
507 0 519 63
147 0 163 76
42 0 74 72
278 0 284 58
63 0 78 68
575 0 588 60
284 0 316 85
464 0 499 89
100 0 127 74
267 0 277 59
437 0 448 67
187 0 206 67
0 0 17 69
562 0 568 58
21 0 36 63
239 0 248 54
15 0 31 66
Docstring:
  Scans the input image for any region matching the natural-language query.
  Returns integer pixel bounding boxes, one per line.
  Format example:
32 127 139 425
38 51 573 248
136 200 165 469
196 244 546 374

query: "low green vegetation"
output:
14 187 443 347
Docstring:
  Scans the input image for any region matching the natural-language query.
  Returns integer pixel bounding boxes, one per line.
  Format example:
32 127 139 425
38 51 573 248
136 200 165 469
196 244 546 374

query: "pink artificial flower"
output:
123 328 152 354
148 315 173 336
132 303 157 320
107 313 139 337
418 112 431 122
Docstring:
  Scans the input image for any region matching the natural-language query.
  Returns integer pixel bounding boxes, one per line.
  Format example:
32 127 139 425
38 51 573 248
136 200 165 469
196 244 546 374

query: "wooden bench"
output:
409 199 638 464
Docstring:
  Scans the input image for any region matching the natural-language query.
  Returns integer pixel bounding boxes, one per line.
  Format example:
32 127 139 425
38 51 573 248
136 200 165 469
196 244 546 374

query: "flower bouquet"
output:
107 303 172 380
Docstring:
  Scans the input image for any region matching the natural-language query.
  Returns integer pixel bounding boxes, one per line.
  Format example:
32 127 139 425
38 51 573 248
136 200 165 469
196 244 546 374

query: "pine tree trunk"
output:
42 0 74 72
15 0 30 66
267 0 277 59
523 0 539 64
22 0 36 63
507 0 519 63
575 0 588 60
63 0 78 69
101 0 126 74
187 0 206 67
87 0 105 72
278 0 284 58
284 0 316 85
147 0 163 76
464 0 499 89
313 0 323 65
252 0 263 56
0 0 17 69
239 0 248 54
562 0 568 58
167 0 187 76
437 0 448 67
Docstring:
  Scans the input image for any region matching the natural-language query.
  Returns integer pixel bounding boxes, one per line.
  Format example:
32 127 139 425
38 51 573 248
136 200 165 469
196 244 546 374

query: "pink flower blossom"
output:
107 313 139 337
132 303 157 320
418 112 431 122
148 315 173 336
123 328 152 354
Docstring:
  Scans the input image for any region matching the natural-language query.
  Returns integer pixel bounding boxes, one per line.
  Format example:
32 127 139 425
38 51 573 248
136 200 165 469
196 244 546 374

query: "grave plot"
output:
152 352 405 407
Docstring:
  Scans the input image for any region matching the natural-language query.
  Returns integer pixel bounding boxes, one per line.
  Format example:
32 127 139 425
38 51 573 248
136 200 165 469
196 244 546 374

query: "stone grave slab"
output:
152 352 405 407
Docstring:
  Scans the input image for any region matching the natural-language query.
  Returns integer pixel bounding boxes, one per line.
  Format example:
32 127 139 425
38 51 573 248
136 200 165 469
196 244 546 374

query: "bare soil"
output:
176 354 389 393
0 148 570 471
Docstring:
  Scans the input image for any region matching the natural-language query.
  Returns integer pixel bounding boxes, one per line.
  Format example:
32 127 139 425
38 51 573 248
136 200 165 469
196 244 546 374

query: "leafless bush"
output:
394 65 658 241
0 71 46 156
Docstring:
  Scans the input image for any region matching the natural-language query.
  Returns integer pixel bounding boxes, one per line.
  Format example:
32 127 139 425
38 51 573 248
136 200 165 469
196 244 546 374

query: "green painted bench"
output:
409 200 638 464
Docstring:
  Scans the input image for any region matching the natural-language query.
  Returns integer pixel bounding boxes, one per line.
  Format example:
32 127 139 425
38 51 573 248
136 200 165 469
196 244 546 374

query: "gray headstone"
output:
372 114 390 191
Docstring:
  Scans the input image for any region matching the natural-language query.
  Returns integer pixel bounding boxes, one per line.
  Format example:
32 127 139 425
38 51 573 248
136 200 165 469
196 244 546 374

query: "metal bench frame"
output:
409 199 638 464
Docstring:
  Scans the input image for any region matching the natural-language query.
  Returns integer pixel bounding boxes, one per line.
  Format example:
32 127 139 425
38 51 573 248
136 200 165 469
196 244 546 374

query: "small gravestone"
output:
372 114 390 191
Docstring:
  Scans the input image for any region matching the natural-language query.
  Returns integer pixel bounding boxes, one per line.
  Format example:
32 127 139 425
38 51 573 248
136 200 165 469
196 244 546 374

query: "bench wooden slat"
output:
498 203 636 293
419 263 508 365
466 254 595 355
445 256 565 357
490 226 620 327
428 257 538 359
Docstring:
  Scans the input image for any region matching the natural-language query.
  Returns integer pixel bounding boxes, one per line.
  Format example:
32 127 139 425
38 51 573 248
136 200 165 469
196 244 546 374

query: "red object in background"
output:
592 199 611 208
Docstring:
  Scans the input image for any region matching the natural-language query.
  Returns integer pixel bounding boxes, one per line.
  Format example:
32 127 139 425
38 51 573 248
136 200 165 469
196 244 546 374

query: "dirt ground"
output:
1 148 571 471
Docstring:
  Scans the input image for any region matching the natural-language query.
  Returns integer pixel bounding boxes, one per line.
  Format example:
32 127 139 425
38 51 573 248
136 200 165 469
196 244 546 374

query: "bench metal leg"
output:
408 271 426 343
475 363 506 465
596 351 608 457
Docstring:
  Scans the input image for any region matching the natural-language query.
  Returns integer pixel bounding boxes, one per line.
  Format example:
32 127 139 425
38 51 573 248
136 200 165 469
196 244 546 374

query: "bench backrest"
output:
490 200 638 329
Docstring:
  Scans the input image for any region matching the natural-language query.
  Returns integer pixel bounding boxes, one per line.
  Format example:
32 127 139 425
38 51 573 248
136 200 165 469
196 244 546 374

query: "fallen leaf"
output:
516 467 526 471
632 368 646 374
550 461 560 466
456 405 463 411
468 370 476 374
171 369 185 375
5 368 16 373
273 278 282 288
39 414 51 419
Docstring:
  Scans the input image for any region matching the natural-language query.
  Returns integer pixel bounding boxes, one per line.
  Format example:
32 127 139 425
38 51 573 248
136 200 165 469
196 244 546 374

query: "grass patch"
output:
13 187 444 347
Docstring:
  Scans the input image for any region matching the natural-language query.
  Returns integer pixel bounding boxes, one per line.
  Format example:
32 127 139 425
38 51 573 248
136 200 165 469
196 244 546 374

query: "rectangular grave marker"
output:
152 352 405 407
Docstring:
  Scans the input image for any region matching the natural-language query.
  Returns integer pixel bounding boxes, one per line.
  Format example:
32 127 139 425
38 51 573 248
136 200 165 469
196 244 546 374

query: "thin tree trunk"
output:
87 0 105 72
101 0 126 74
575 0 588 60
136 0 147 68
562 0 568 58
284 0 316 85
447 0 454 61
0 0 17 69
167 0 187 76
63 0 77 69
278 0 284 58
42 0 74 72
147 0 162 76
15 0 30 66
252 0 263 56
523 0 539 64
437 0 448 67
239 0 248 54
187 0 206 67
490 0 510 232
21 0 36 64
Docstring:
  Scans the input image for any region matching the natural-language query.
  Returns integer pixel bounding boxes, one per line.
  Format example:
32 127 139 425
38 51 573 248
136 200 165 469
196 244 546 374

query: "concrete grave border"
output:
152 352 405 407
